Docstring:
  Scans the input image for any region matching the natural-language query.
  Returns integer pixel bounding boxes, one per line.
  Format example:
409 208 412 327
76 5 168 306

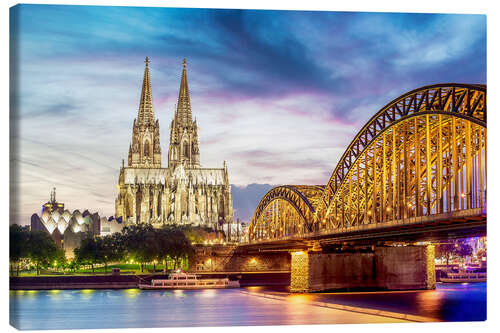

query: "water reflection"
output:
415 289 445 318
9 283 486 330
79 289 95 300
197 289 216 298
304 282 486 322
287 294 311 304
124 288 140 298
173 289 184 298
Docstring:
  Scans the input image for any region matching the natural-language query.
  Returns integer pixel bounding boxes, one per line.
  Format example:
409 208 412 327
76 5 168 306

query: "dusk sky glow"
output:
10 4 486 224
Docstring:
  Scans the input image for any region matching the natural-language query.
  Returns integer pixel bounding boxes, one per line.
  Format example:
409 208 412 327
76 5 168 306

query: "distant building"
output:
42 187 64 213
99 217 125 236
115 58 234 229
30 188 121 258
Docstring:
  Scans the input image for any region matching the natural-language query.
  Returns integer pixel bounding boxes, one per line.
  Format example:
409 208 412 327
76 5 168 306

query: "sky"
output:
9 4 486 225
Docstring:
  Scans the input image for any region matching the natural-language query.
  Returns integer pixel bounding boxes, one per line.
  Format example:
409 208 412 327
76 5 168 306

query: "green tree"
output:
27 231 60 275
436 240 475 265
183 225 210 244
74 234 101 273
155 228 173 273
121 224 157 273
163 226 194 270
9 224 30 276
52 248 67 272
100 234 124 273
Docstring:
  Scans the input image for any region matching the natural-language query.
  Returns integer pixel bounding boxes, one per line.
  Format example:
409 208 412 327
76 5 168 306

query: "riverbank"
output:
9 272 291 290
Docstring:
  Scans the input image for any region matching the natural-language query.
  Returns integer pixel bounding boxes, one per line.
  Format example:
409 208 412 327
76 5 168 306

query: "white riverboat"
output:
138 272 240 290
440 272 487 283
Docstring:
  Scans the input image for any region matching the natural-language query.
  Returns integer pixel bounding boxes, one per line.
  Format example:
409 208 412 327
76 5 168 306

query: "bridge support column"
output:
375 244 436 290
290 250 310 292
290 245 436 293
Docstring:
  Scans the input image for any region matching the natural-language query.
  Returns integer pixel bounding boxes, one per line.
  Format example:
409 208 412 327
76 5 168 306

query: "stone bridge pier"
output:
190 244 436 293
290 245 436 292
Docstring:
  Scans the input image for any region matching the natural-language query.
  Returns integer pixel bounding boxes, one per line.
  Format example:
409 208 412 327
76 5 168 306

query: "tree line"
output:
10 224 65 275
435 240 474 265
10 223 204 275
75 224 195 273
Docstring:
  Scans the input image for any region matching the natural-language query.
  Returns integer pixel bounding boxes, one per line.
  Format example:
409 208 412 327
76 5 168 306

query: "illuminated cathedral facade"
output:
115 58 233 228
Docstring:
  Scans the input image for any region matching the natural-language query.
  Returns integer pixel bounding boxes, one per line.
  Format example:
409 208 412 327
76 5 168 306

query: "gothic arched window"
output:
183 142 190 159
144 140 150 157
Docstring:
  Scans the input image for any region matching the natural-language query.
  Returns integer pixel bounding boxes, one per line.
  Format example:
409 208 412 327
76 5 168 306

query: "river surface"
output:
10 282 486 330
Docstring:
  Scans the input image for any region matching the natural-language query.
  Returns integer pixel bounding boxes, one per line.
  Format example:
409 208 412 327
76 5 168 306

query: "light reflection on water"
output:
287 294 312 304
302 282 486 322
10 288 401 330
9 282 486 330
124 288 140 298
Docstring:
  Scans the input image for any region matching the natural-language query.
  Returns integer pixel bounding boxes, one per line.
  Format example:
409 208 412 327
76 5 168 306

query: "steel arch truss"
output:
249 185 325 241
317 83 486 221
247 83 486 243
323 114 486 230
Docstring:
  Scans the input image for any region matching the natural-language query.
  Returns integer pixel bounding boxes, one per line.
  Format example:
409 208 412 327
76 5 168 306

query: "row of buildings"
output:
30 58 237 257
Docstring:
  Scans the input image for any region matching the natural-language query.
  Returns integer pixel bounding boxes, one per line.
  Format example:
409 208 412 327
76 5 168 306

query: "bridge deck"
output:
241 208 485 251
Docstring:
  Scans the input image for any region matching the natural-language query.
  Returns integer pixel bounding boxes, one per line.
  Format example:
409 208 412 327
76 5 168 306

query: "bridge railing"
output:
244 207 485 245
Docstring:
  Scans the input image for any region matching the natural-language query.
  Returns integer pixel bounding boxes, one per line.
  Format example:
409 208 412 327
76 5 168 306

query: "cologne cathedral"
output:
115 58 233 229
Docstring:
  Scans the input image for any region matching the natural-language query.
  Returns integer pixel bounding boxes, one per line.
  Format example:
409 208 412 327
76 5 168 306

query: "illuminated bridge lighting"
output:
248 84 486 243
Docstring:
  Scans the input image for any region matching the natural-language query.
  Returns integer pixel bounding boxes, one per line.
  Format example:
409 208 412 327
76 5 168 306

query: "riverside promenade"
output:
9 272 290 290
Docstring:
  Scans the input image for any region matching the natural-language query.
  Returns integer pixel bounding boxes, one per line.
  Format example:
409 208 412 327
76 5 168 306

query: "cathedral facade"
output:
115 58 233 229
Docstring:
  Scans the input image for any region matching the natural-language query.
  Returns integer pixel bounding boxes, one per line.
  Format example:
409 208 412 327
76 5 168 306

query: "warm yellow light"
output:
386 207 391 212
461 192 466 198
292 251 304 255
367 210 372 215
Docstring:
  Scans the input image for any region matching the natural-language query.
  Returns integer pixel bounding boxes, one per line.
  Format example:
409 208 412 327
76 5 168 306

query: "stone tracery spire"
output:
138 56 154 125
176 58 193 125
128 57 161 168
168 59 200 169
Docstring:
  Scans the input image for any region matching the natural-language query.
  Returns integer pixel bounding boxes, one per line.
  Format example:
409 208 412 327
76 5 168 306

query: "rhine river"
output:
10 283 486 330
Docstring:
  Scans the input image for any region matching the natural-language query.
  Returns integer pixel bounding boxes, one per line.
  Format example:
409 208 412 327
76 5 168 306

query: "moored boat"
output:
138 272 240 290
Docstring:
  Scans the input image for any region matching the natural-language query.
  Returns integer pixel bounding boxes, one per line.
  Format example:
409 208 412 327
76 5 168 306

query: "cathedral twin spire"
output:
128 56 161 168
138 57 155 125
169 58 201 169
175 58 193 125
127 57 200 169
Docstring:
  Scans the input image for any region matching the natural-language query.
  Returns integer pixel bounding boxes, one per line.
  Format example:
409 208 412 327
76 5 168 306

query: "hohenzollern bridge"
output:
192 83 486 293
